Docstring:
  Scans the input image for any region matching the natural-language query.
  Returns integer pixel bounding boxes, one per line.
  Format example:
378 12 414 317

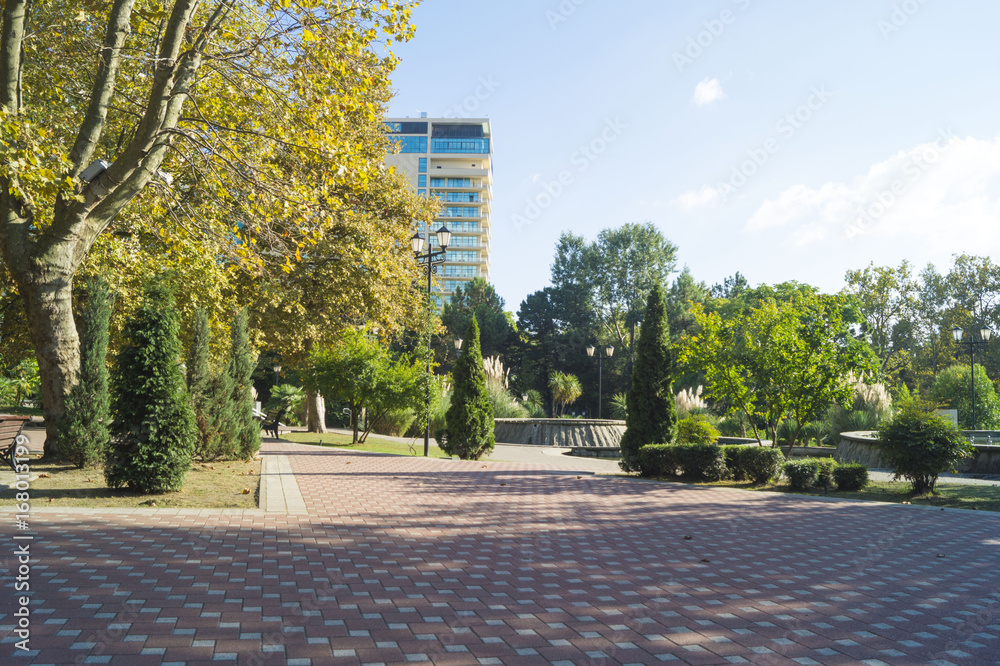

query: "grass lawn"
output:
283 431 451 458
0 456 261 509
683 477 1000 512
0 405 43 416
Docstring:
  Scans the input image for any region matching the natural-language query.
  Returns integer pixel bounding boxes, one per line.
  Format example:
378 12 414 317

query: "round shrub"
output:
783 459 821 491
815 458 837 488
834 463 869 491
877 403 975 493
677 415 720 444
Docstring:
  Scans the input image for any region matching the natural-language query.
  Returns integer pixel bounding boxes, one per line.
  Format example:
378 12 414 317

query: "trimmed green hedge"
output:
638 443 725 481
834 463 869 491
638 444 870 495
722 445 785 485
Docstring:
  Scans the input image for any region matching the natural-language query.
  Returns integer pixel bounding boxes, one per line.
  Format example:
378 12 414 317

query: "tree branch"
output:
68 0 138 175
0 0 29 110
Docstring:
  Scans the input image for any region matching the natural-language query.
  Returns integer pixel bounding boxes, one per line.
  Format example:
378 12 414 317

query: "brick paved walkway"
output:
3 441 1000 665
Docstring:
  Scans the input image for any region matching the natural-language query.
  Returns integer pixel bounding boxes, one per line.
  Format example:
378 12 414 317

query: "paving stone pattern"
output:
3 440 1000 665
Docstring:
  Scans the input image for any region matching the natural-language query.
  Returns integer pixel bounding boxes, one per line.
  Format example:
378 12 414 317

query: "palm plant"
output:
548 371 583 416
609 392 628 420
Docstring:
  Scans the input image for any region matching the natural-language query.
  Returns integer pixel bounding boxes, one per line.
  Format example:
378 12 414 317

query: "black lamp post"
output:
412 224 451 456
586 344 615 419
952 325 992 430
454 338 463 354
272 363 281 385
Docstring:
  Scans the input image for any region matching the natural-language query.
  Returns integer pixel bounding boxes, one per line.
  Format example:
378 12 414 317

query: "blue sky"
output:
385 0 1000 311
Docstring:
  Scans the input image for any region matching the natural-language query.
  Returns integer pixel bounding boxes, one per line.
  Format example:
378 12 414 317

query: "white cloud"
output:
744 135 1000 249
693 78 726 107
673 186 722 210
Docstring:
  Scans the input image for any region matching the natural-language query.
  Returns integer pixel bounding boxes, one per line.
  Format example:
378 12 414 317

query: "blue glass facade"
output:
445 250 479 262
418 175 426 187
418 158 427 173
432 191 479 202
393 136 427 153
443 266 478 277
431 138 490 154
441 206 479 218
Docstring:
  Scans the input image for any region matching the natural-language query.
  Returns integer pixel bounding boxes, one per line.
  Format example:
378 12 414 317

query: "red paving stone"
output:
2 440 1000 664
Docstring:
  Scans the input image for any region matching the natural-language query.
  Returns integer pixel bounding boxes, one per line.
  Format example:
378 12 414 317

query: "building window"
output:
445 250 479 262
417 189 426 196
440 206 479 218
385 121 428 134
430 235 478 247
443 265 478 277
445 221 480 232
431 138 490 154
418 158 427 173
418 175 426 187
392 136 427 153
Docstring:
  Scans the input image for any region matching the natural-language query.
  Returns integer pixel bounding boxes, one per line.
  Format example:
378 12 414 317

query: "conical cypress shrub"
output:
619 284 677 472
105 282 196 492
187 309 238 460
226 310 260 460
52 278 112 467
444 316 494 460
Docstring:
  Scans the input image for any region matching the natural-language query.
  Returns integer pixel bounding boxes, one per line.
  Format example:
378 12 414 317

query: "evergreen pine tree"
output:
226 309 261 460
444 316 494 460
187 309 238 460
52 278 112 467
105 282 196 492
619 284 677 472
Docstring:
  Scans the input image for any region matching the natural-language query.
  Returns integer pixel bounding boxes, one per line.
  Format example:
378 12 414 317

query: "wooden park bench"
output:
0 415 31 471
259 407 286 440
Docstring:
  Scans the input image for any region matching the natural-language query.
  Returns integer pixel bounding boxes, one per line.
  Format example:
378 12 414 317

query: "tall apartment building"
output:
384 116 493 303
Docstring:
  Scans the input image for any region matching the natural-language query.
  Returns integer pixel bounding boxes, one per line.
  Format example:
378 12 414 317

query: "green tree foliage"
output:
444 317 495 460
188 309 231 460
878 403 974 493
225 310 260 460
307 328 422 444
51 279 112 467
551 223 677 373
843 260 919 375
931 363 1000 430
514 286 595 415
677 414 720 444
105 283 196 493
548 371 583 416
0 0 420 454
619 285 677 472
684 290 877 447
441 278 516 360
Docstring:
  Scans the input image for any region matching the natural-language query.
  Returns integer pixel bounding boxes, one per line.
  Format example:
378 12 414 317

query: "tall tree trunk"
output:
18 266 80 456
306 389 327 433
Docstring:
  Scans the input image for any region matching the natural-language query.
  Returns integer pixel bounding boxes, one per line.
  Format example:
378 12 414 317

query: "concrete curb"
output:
260 454 308 515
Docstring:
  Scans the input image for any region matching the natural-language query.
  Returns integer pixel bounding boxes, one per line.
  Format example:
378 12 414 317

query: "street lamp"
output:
272 363 282 385
454 338 463 352
412 224 451 456
952 325 992 430
586 344 615 419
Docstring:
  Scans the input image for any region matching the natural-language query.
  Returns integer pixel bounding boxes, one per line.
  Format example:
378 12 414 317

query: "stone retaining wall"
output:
835 430 1000 474
493 418 626 447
